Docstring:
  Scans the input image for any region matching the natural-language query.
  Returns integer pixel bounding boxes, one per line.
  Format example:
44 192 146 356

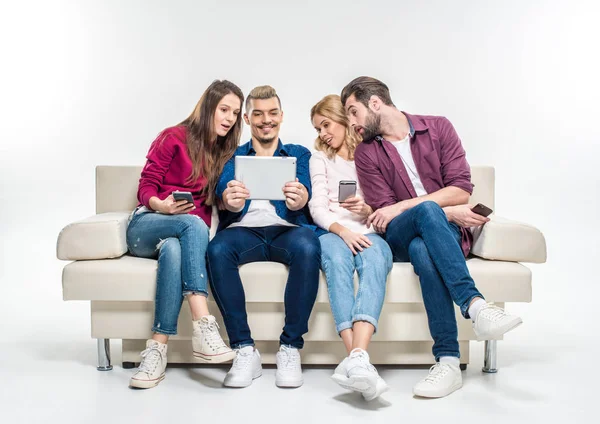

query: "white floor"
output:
2 285 597 424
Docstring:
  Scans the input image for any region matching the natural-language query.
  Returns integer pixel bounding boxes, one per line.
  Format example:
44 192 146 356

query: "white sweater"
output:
308 151 374 235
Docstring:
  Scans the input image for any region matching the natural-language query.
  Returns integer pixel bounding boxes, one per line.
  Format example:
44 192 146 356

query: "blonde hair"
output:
310 94 360 160
245 85 282 112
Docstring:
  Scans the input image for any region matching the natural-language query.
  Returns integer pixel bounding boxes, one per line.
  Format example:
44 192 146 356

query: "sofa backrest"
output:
96 164 495 215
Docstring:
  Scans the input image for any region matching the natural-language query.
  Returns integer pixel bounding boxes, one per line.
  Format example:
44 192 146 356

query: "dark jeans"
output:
207 226 321 349
385 201 484 360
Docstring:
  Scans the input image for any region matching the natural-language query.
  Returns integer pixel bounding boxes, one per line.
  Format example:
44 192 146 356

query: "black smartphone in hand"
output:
172 191 194 204
471 203 493 217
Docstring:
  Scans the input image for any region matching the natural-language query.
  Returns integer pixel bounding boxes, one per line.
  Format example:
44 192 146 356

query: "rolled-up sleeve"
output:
438 117 473 194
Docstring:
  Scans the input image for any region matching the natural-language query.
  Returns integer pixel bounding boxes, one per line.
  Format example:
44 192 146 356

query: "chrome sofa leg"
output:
97 338 113 371
482 340 498 373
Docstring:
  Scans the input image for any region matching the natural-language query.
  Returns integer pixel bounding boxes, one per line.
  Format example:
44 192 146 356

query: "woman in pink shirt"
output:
309 95 393 401
126 80 244 389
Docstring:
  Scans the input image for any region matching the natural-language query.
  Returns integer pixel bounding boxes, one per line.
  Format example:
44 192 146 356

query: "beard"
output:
360 111 381 142
254 123 279 144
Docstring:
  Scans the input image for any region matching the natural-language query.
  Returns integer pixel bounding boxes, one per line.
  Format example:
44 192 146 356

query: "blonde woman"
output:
309 95 392 401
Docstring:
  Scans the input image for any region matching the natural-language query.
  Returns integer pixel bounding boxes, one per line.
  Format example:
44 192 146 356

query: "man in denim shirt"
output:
341 76 523 399
207 86 322 389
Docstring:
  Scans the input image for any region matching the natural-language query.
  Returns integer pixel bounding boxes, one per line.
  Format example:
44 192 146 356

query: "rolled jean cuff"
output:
280 343 303 350
353 314 379 333
460 294 486 319
434 351 460 362
152 326 177 336
336 320 354 335
231 342 255 350
183 290 208 298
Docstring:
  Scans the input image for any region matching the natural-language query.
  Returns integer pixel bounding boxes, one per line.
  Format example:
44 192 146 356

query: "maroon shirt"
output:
354 112 474 257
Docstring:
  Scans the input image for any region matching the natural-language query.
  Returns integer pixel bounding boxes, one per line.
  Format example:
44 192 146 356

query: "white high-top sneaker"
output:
333 349 388 400
413 362 462 398
129 339 168 389
223 346 262 388
192 315 236 363
473 304 523 340
275 345 303 388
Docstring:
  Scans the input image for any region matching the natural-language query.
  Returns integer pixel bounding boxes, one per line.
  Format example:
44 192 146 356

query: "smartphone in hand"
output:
471 203 493 217
338 180 357 202
172 191 194 204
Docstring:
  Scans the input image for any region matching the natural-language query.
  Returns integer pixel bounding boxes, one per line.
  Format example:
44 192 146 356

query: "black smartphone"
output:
471 203 493 217
338 180 357 202
172 191 194 204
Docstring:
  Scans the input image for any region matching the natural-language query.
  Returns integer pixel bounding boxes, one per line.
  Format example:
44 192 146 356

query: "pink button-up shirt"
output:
354 112 474 257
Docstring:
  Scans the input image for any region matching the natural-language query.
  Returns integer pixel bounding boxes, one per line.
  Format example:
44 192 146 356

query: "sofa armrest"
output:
470 215 547 263
57 212 130 260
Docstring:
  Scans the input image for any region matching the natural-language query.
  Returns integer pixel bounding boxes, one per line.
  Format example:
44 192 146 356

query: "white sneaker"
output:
332 349 388 400
129 339 167 389
223 346 262 388
192 315 236 363
276 345 303 388
363 376 390 402
473 304 523 340
413 362 462 398
333 356 350 379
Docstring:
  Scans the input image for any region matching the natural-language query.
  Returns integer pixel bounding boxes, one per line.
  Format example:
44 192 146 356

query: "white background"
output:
1 0 599 422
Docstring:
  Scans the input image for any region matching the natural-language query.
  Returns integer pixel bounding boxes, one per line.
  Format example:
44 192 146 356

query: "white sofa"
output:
57 165 546 372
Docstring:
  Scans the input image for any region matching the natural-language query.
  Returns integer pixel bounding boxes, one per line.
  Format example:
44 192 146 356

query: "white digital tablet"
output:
235 156 297 200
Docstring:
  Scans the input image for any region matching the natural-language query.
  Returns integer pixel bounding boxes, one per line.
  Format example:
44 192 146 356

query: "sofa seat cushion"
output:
63 256 531 303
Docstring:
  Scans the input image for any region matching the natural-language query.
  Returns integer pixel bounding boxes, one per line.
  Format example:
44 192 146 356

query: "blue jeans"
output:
207 226 321 349
385 201 484 360
320 233 392 334
126 211 210 335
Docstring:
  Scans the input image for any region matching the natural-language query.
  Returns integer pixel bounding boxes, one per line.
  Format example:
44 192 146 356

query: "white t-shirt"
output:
228 200 296 228
390 134 428 197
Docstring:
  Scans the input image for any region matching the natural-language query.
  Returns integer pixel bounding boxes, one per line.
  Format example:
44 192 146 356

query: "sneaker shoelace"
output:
424 363 450 384
231 348 254 371
480 305 507 322
201 320 228 350
278 346 301 371
138 345 162 374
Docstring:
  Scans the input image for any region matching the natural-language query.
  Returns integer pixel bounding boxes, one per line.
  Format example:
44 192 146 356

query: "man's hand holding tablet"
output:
283 178 308 211
223 180 250 213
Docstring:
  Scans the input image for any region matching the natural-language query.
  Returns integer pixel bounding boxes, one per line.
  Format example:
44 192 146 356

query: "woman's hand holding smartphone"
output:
149 192 196 215
340 196 372 218
338 180 373 218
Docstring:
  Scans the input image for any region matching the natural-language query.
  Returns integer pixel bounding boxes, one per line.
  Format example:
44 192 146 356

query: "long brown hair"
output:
310 94 360 160
179 80 244 206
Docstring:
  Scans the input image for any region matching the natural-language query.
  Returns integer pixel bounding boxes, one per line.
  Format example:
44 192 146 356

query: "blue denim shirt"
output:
216 139 325 235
